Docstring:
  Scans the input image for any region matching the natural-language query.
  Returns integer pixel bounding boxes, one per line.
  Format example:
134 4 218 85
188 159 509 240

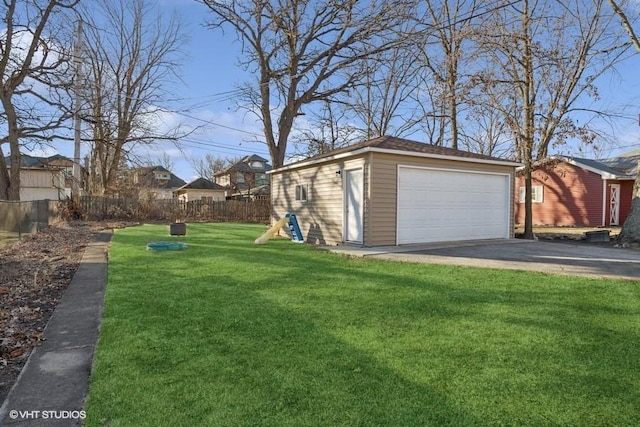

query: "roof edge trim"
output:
269 147 521 174
560 156 633 180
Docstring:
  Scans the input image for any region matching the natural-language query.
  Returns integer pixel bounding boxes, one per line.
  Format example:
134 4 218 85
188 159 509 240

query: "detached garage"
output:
269 136 520 246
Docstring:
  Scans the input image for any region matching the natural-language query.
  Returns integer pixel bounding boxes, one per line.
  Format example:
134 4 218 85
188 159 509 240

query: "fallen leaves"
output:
0 222 92 402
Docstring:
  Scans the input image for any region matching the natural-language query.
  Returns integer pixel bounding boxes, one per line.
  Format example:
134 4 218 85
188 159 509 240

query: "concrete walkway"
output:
0 231 112 426
327 239 640 281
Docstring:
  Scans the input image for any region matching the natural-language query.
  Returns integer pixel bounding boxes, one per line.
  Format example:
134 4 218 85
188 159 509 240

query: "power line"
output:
171 110 264 138
184 88 246 103
179 141 269 157
180 137 265 153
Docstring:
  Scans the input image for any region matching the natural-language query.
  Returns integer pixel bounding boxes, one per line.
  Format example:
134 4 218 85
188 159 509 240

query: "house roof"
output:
3 154 71 168
270 135 521 173
598 150 640 175
213 154 272 176
232 184 270 196
176 177 225 191
562 150 640 179
133 166 186 189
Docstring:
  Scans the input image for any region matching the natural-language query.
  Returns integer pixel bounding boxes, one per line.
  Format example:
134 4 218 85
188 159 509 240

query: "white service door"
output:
397 167 510 244
610 184 620 226
345 169 364 243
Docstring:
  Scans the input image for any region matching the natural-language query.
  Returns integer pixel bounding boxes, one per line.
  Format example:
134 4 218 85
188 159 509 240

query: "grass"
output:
85 223 640 426
0 230 19 249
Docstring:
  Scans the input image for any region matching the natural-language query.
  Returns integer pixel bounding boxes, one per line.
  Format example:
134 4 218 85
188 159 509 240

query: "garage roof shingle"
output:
277 136 517 172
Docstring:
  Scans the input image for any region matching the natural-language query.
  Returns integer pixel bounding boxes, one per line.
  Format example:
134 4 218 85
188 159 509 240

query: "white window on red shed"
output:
518 185 543 203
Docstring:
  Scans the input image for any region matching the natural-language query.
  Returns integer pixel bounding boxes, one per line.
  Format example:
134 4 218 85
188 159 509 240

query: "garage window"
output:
518 185 543 203
295 184 308 201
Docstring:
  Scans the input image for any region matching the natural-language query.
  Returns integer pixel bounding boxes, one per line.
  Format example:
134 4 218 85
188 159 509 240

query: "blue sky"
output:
31 0 640 182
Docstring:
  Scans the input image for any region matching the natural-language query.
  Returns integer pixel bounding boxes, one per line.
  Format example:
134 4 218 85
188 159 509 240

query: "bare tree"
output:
415 0 483 149
201 0 418 169
190 153 235 181
414 81 448 146
292 41 422 157
291 99 361 158
346 44 423 140
81 0 187 195
142 152 176 172
0 0 78 200
474 0 631 239
461 103 513 157
608 0 640 242
608 0 640 50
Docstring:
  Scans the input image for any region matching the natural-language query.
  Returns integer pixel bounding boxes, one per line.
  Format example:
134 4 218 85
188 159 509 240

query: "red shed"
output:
515 151 638 227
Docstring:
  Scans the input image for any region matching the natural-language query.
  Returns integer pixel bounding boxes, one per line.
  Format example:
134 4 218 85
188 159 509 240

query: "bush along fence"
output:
74 197 271 223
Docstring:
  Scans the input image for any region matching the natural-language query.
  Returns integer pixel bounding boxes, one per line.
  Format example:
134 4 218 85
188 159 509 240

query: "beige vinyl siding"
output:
271 164 342 245
20 187 62 201
271 156 365 245
139 188 175 200
20 169 64 189
368 153 516 246
368 153 397 246
176 190 225 202
19 169 65 201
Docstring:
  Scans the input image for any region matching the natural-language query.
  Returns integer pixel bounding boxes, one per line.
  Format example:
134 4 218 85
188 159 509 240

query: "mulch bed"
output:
0 223 92 402
0 221 133 404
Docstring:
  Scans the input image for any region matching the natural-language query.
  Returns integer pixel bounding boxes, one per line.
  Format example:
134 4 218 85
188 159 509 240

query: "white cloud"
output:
24 146 58 158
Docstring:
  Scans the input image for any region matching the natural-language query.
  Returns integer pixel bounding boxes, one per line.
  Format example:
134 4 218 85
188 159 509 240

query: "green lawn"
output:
85 223 640 426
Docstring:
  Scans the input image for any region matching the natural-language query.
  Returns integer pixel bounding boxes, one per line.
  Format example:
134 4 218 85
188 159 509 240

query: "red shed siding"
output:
515 162 603 226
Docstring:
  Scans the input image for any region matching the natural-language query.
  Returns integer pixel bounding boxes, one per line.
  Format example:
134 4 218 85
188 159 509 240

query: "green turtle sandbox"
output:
146 241 187 251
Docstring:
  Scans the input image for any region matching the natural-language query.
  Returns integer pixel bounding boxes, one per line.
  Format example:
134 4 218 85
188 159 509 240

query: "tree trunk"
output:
2 98 21 200
618 168 640 243
448 60 458 150
0 144 9 199
523 157 535 239
521 0 535 239
9 141 20 200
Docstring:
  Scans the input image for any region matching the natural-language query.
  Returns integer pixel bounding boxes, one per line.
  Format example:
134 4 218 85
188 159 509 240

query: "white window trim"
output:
518 185 543 203
295 184 308 202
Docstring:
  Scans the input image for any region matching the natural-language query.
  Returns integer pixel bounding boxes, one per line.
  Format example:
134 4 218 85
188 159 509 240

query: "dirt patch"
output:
0 220 135 404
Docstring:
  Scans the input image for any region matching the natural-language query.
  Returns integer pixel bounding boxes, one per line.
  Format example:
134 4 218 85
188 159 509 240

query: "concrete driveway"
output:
328 239 640 281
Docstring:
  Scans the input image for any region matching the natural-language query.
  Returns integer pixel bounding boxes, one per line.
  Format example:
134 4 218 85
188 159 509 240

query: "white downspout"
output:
601 179 607 227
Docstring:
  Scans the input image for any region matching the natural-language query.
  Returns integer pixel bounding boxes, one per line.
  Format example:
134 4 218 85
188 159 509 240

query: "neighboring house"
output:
3 154 87 201
17 167 66 201
237 184 271 200
514 151 638 227
174 178 226 202
269 135 520 246
213 154 271 199
132 166 186 200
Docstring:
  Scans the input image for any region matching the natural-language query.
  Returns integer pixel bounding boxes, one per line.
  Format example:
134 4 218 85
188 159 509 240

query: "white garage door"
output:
397 166 510 244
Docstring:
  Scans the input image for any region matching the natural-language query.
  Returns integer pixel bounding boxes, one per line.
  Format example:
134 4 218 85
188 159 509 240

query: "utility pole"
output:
72 19 83 201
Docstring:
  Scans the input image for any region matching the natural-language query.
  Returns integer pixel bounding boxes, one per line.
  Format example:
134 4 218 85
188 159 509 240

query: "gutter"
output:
269 147 521 174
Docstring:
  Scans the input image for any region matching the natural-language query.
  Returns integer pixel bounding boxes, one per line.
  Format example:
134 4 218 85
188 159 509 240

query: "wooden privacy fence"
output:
76 197 271 223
